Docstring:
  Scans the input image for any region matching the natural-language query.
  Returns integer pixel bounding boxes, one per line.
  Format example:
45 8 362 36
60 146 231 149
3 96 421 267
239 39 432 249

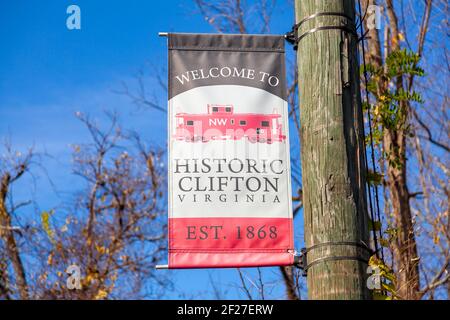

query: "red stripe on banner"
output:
169 251 294 269
169 217 293 268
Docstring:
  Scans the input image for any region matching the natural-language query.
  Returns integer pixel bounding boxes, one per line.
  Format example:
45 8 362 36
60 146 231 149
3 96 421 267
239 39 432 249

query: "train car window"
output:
186 120 194 126
231 119 235 125
239 120 246 126
225 107 231 112
261 121 270 127
212 107 218 112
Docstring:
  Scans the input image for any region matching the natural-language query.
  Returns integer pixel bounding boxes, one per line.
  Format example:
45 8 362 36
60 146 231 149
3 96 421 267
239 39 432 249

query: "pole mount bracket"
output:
293 248 308 277
285 12 358 50
293 241 373 277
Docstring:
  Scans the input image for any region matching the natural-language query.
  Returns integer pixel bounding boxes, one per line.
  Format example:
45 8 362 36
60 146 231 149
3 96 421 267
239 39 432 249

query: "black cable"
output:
357 0 385 262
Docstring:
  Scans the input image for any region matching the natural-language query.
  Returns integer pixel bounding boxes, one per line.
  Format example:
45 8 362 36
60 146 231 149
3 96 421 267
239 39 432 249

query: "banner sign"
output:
167 33 294 268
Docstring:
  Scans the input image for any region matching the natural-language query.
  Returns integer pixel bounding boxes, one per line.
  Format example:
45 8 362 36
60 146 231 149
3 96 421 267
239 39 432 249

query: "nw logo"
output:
209 118 227 126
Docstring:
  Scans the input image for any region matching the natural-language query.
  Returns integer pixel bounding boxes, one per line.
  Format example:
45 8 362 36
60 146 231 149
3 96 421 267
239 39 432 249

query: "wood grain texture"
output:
295 0 371 299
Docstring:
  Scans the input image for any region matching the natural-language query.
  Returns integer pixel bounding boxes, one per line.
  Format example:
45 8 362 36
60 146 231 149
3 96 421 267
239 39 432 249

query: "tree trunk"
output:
295 0 371 299
384 0 420 300
384 126 420 299
279 266 299 300
0 173 29 299
362 0 421 299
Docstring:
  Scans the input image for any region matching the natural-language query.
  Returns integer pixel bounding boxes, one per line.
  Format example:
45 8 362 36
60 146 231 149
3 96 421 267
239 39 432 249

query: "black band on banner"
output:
168 33 285 52
285 12 358 50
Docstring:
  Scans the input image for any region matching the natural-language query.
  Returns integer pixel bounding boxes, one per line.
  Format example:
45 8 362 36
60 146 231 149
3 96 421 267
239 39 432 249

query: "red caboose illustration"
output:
174 104 286 144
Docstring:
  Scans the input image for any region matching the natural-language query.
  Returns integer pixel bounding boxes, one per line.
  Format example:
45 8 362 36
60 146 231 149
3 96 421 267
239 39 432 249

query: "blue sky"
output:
0 0 302 299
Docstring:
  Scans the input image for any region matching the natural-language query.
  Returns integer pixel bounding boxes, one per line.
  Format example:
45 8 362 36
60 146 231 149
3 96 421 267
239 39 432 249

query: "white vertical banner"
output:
166 33 293 268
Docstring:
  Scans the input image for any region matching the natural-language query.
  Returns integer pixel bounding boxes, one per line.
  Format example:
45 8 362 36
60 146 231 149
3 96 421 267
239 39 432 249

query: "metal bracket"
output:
293 241 372 277
293 248 308 277
285 12 358 51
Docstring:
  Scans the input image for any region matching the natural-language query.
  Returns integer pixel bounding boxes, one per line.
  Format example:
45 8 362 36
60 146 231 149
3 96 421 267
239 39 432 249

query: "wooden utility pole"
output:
295 0 371 299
